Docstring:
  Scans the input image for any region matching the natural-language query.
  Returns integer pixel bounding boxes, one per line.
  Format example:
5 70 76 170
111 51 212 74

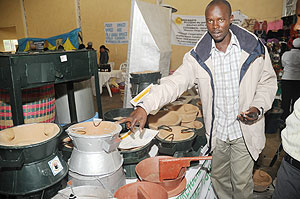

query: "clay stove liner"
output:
181 120 203 130
253 169 272 192
114 182 168 199
135 156 186 196
157 126 194 141
169 104 199 123
0 123 60 146
148 111 181 130
69 121 118 136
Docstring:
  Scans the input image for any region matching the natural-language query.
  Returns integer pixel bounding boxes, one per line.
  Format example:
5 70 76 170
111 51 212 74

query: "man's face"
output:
100 48 104 53
205 3 233 43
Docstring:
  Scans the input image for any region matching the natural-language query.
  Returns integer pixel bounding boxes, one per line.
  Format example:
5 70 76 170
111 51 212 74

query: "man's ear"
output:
230 14 234 24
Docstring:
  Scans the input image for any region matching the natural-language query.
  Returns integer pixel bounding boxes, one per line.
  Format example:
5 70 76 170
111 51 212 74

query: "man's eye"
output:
207 20 213 23
219 19 224 22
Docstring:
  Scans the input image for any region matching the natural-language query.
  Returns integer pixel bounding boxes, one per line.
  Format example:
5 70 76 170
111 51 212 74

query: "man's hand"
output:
117 107 147 132
237 107 260 125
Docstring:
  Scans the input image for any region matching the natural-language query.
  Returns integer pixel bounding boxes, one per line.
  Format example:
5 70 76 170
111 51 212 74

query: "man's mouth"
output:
212 32 221 36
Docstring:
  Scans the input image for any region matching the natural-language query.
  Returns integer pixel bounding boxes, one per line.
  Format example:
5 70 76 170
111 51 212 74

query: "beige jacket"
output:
140 25 277 160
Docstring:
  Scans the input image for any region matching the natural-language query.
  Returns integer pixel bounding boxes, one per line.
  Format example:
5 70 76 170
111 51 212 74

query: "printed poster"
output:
105 21 129 44
171 11 248 47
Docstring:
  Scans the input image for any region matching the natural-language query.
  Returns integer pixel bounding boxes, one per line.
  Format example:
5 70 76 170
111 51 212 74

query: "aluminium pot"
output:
0 123 62 167
68 166 126 194
68 147 123 176
66 121 122 153
53 185 111 199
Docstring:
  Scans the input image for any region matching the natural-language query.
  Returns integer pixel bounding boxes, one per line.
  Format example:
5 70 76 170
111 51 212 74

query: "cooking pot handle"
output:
157 142 176 155
0 151 24 168
102 135 121 153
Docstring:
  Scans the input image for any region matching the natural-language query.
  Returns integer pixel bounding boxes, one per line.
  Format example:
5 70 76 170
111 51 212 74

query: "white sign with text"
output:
171 11 248 47
105 21 129 44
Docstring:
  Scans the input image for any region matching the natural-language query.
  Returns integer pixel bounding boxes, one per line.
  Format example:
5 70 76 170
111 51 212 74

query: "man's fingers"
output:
139 118 146 132
130 118 138 132
238 112 256 125
237 113 245 121
117 117 132 124
115 107 148 132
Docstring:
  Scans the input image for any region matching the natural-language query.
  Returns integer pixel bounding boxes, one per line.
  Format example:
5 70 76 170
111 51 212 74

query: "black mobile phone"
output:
246 112 258 120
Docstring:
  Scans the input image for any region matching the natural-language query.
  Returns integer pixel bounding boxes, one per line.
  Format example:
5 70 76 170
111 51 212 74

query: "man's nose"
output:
213 21 219 29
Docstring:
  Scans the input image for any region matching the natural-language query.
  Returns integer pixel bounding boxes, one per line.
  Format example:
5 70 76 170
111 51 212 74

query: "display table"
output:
0 50 103 125
91 70 123 97
125 145 217 199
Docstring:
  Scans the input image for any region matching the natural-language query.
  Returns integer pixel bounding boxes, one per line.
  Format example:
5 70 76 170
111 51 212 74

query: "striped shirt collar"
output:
210 30 240 55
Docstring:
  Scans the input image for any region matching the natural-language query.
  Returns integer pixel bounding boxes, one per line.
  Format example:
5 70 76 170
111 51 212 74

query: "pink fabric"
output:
267 20 283 32
254 21 267 32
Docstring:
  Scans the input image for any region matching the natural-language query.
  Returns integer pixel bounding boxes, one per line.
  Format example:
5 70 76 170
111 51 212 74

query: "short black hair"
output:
206 0 232 17
100 45 109 52
78 44 86 49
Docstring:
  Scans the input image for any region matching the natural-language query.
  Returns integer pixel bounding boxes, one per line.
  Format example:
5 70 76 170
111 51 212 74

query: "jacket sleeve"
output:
139 52 197 115
105 53 109 64
250 46 277 113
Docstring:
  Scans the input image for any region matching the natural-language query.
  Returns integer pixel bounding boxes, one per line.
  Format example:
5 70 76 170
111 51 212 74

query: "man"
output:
86 41 95 50
272 1 300 198
272 98 300 198
294 0 300 32
280 38 300 122
99 45 109 64
120 0 277 198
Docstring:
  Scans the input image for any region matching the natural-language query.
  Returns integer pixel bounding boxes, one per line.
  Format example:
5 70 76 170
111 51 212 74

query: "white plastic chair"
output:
119 62 127 81
119 62 127 72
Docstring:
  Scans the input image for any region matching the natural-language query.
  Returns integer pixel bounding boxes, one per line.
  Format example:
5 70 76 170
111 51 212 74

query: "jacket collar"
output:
195 24 259 62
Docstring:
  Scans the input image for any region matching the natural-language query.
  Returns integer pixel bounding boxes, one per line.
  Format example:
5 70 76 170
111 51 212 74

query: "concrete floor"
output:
96 87 124 115
97 87 284 197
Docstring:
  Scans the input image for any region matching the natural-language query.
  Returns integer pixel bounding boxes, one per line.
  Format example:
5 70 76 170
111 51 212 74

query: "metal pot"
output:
66 121 122 153
53 186 111 199
68 166 126 194
0 123 62 167
68 148 123 176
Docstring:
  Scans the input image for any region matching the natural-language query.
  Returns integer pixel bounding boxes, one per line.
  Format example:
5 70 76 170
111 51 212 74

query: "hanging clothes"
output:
267 20 283 32
241 18 257 32
254 20 268 32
